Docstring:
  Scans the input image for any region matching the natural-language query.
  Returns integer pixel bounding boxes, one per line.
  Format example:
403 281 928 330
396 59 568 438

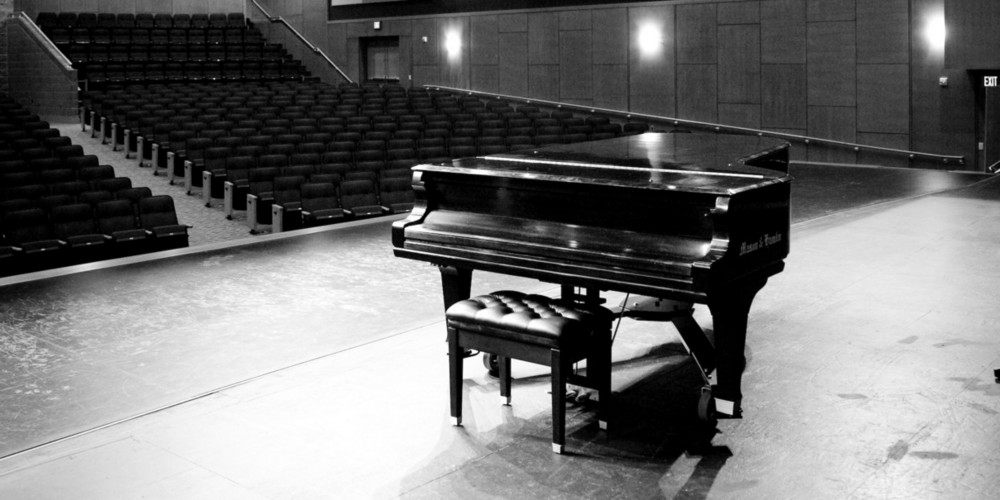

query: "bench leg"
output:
499 355 512 405
596 326 612 431
448 326 463 426
551 348 565 454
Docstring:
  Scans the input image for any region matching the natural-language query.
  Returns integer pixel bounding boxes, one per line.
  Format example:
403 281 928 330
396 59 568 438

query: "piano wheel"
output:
483 353 500 377
697 385 716 423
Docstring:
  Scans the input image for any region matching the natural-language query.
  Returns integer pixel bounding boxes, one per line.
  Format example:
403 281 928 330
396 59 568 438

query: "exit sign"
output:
986 76 998 87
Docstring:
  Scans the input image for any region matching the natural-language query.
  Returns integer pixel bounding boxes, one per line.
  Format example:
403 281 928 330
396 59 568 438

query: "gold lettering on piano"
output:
739 232 783 256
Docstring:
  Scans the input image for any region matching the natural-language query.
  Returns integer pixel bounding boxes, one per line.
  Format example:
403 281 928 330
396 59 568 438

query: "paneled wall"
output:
16 0 978 168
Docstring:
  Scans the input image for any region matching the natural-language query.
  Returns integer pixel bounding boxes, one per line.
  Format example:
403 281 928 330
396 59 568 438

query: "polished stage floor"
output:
0 164 998 499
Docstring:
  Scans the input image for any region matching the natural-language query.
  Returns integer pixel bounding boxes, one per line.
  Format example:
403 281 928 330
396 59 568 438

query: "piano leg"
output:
439 266 472 311
707 279 767 418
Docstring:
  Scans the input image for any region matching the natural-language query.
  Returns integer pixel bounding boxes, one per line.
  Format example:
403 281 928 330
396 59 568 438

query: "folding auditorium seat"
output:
92 177 132 196
208 13 228 28
299 182 346 227
172 14 192 29
241 167 283 229
187 145 230 195
169 137 212 185
379 176 414 214
77 165 116 185
36 13 59 32
116 13 136 28
270 178 304 233
198 154 251 208
227 13 245 28
3 207 63 272
340 179 385 219
153 13 173 29
138 195 189 251
94 199 148 258
623 122 650 135
50 202 109 265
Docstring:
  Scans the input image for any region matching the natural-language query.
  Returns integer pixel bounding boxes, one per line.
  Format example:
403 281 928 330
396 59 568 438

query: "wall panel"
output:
411 18 439 66
592 8 627 65
559 30 591 100
471 15 499 66
806 0 854 22
807 21 855 106
761 0 805 64
497 13 527 32
718 24 760 104
559 9 590 30
808 105 857 163
718 1 759 24
676 3 717 65
677 64 717 122
98 0 132 14
719 103 761 129
471 64 499 93
528 64 559 101
593 64 628 111
498 32 528 96
628 5 674 117
761 63 807 129
857 132 911 168
858 64 909 134
528 12 558 65
857 0 908 64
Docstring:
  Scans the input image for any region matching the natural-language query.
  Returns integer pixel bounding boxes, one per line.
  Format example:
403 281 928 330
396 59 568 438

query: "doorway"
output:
972 70 1000 171
361 36 400 83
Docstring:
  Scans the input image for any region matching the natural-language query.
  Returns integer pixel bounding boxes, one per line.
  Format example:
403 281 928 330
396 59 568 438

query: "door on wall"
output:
361 37 400 83
973 70 1000 171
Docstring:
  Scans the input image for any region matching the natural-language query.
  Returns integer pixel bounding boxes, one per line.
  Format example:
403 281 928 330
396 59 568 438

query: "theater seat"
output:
138 195 189 251
299 182 345 227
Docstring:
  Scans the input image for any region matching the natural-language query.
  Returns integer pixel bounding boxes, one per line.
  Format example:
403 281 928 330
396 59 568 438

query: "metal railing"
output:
247 0 353 84
426 85 966 168
12 12 75 72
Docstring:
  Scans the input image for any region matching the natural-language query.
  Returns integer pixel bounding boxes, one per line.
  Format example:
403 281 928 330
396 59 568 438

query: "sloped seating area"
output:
36 12 306 89
80 78 647 234
0 96 188 276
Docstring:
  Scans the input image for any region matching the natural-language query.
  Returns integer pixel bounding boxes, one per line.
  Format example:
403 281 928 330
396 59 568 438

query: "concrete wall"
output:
6 16 78 118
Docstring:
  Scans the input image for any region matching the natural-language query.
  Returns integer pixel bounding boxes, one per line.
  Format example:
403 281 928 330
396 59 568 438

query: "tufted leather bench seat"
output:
445 290 613 454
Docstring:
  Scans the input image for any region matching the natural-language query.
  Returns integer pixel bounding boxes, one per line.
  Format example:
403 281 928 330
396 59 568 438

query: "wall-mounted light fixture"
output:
924 10 946 55
445 31 461 57
637 22 663 58
373 21 381 31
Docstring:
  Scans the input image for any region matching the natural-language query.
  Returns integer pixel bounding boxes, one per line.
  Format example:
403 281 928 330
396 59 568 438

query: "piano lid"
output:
420 133 791 195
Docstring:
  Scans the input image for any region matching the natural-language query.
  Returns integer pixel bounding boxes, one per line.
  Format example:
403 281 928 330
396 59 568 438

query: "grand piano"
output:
392 132 791 418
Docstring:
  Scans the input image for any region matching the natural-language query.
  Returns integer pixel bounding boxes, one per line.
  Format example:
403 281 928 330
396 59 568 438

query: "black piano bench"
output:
445 290 613 454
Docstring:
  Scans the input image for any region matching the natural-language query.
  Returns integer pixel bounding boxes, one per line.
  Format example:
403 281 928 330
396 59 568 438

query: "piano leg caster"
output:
451 416 461 426
599 420 608 431
697 386 715 422
552 443 564 454
483 353 499 377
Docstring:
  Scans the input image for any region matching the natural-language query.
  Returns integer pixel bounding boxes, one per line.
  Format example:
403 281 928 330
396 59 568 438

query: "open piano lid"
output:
421 132 791 194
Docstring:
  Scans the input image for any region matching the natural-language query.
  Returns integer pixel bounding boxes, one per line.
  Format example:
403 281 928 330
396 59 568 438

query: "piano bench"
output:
445 290 613 454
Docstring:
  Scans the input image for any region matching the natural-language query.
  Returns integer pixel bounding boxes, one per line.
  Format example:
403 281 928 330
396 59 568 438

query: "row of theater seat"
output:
37 12 247 30
41 12 308 88
0 96 188 275
65 42 289 66
82 60 306 86
82 80 650 232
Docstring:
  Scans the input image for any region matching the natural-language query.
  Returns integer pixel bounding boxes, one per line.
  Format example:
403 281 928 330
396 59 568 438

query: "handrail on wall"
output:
427 85 967 168
11 12 75 73
246 0 353 85
989 159 1000 174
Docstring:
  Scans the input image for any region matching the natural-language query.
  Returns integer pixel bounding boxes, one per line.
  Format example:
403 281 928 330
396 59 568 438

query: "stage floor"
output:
0 166 998 498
